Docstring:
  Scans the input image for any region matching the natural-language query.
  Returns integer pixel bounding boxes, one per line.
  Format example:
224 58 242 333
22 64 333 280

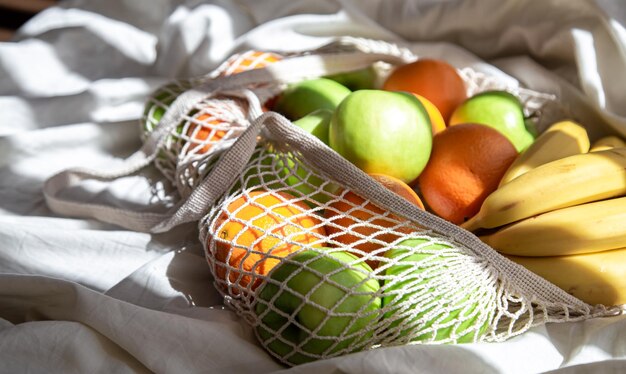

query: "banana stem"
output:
461 214 482 232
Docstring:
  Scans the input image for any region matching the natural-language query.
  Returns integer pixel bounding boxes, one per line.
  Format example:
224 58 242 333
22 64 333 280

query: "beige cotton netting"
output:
44 38 620 367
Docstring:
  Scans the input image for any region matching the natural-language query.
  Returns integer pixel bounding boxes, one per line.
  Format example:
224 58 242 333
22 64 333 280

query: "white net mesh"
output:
216 50 283 77
170 95 251 197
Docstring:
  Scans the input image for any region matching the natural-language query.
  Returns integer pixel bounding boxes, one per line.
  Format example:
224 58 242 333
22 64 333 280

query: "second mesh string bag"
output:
139 50 285 198
196 41 616 365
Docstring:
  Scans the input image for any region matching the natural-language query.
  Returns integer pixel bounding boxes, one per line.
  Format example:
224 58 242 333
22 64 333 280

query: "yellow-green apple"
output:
291 108 332 145
329 90 433 184
142 81 191 135
273 78 351 120
239 147 281 192
274 109 339 204
255 249 381 365
449 90 535 152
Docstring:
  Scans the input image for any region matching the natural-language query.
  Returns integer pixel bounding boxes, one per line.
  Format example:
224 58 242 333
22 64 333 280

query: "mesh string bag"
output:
43 37 620 367
197 107 617 366
139 50 285 197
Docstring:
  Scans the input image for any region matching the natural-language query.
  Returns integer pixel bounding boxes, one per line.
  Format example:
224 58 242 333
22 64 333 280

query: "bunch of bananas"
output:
461 120 626 306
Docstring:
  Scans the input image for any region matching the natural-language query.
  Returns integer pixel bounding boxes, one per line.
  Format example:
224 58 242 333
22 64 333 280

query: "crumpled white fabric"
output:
1 0 625 373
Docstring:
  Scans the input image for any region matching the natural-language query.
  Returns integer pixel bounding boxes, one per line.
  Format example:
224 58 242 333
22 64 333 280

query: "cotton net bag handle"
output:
42 41 415 233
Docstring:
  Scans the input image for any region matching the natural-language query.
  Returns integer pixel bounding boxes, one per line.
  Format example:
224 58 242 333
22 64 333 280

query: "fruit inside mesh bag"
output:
203 146 497 366
252 233 497 366
218 50 283 76
254 249 382 366
208 189 327 294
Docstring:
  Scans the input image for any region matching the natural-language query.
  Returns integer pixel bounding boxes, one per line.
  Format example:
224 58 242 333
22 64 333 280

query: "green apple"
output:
273 78 351 121
382 238 492 343
329 90 433 184
237 146 282 192
142 80 191 134
324 67 377 91
273 109 339 205
240 143 336 203
255 249 381 365
141 81 192 166
272 153 339 206
449 90 535 152
292 108 333 145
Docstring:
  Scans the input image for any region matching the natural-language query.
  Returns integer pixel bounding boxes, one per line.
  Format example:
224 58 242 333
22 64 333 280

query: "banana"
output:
480 196 626 256
499 120 590 186
505 248 626 306
590 135 626 152
461 147 626 232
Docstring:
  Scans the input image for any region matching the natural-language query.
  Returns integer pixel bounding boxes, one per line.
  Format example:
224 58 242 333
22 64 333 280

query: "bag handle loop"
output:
43 45 415 232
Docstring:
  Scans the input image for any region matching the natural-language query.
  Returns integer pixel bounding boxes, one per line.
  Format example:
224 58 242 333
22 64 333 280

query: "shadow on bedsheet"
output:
163 226 224 310
0 170 52 216
4 27 153 87
0 165 178 222
0 116 152 217
543 302 626 364
101 223 225 311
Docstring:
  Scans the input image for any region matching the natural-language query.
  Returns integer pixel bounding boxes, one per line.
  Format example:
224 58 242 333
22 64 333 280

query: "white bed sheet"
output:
1 0 625 373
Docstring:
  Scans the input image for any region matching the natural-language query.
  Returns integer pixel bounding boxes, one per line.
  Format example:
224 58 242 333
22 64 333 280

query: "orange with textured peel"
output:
324 173 424 268
418 123 518 224
210 190 326 292
383 59 467 122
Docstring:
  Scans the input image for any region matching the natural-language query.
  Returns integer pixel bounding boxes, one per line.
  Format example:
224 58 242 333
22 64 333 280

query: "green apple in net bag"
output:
141 80 192 136
329 90 433 184
273 78 351 121
272 109 339 205
255 249 381 365
140 80 193 174
236 146 282 192
448 90 535 152
382 238 493 343
291 108 333 145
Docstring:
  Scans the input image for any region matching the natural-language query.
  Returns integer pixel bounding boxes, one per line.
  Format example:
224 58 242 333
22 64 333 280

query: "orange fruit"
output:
185 114 226 154
185 113 228 155
219 50 282 76
417 123 518 224
324 173 424 268
368 173 425 209
183 97 249 155
383 59 467 122
218 50 283 112
210 190 326 292
414 94 446 135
